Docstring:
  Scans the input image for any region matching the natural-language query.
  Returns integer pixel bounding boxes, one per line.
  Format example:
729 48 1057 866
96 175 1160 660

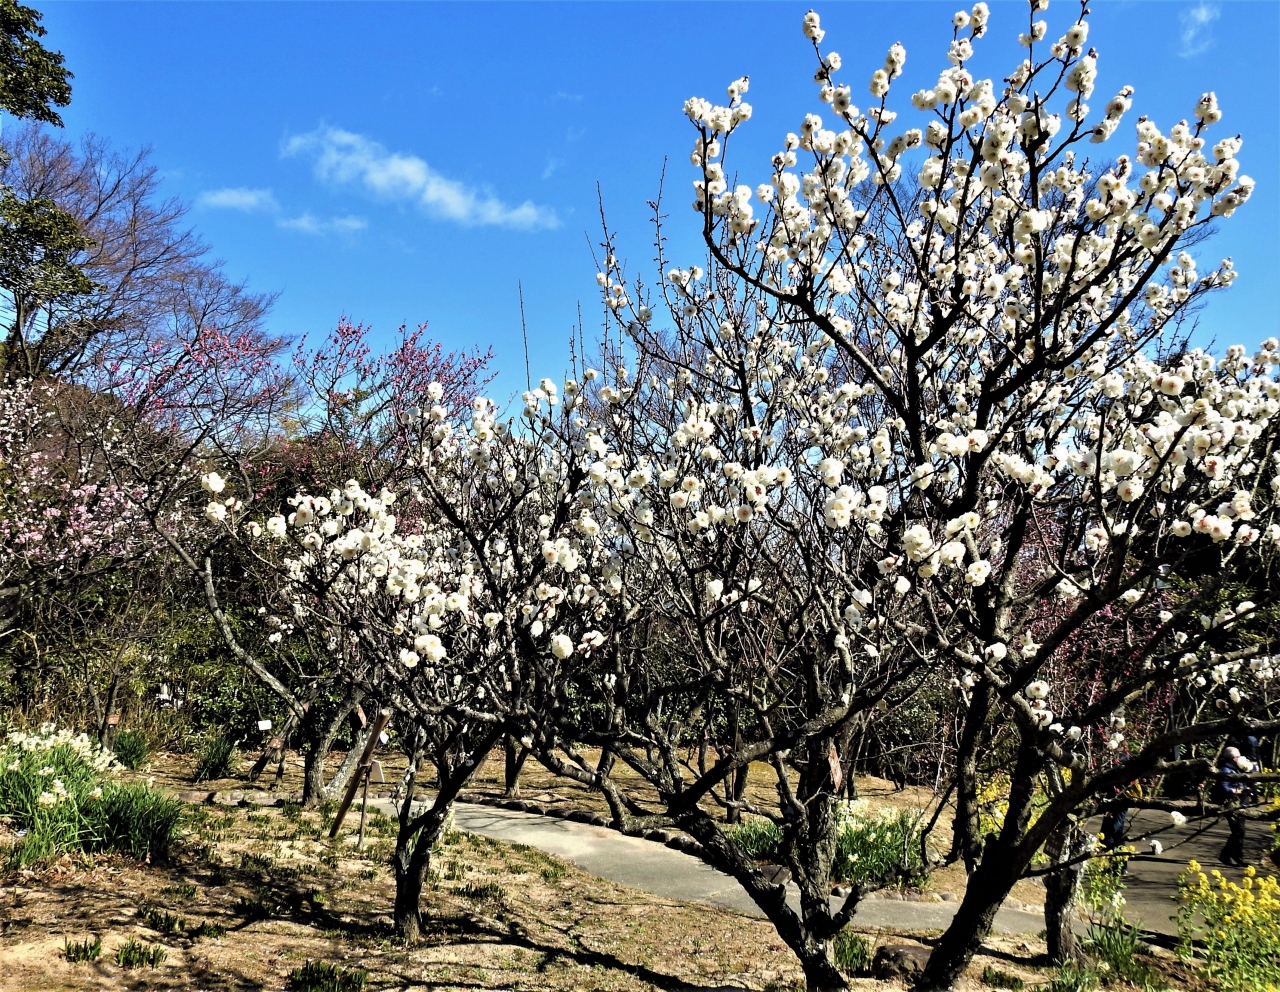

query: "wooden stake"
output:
329 709 392 838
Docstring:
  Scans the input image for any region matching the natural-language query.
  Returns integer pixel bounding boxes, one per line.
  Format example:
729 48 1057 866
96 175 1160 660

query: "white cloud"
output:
282 125 559 231
279 212 368 236
1179 2 1219 57
542 157 565 180
198 187 279 212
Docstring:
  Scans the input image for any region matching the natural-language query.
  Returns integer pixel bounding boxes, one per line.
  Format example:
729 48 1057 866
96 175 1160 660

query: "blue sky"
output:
37 0 1280 400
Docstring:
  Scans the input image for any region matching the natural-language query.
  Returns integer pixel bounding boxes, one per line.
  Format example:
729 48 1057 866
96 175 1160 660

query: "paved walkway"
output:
1105 808 1273 936
372 799 1047 935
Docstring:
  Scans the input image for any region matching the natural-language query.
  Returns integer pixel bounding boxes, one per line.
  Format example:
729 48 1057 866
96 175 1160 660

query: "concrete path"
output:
1104 808 1274 936
372 799 1046 935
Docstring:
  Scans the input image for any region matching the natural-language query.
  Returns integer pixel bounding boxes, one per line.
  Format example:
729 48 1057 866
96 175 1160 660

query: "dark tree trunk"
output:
249 709 299 784
950 683 991 873
99 669 121 749
1044 819 1089 964
504 735 528 798
919 855 1018 989
393 822 437 943
391 728 501 942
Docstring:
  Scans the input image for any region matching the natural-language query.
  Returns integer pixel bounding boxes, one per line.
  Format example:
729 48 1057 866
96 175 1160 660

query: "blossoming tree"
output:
584 1 1276 987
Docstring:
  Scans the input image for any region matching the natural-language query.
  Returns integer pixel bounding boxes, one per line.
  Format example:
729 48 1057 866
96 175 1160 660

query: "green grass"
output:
833 930 873 974
115 936 167 969
982 965 1026 990
726 802 924 885
288 959 368 991
111 729 153 770
192 736 238 782
0 728 183 867
62 935 102 963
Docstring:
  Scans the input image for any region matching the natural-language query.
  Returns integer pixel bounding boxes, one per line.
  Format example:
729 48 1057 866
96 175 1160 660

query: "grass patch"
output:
62 935 102 963
115 936 167 968
833 930 873 974
288 959 368 991
192 736 238 782
111 728 153 770
982 965 1026 990
0 725 183 867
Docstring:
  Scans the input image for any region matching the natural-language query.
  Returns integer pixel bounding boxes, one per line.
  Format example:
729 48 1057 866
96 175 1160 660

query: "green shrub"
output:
116 936 167 968
288 959 368 991
830 801 924 884
1083 920 1166 991
83 783 183 861
139 903 187 935
62 935 102 963
0 724 182 867
192 736 238 782
1047 962 1099 992
111 729 153 770
833 930 873 974
727 802 923 885
455 879 506 902
727 817 783 860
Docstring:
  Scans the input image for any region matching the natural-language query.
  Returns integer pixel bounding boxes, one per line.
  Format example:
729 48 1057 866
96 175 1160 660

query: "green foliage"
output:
0 0 72 124
455 879 506 902
727 801 924 885
115 936 166 969
61 935 101 963
0 725 181 867
192 735 238 782
110 728 153 770
830 802 924 884
982 965 1025 990
85 783 183 861
288 959 368 992
727 817 783 860
1082 846 1134 924
139 903 187 936
1083 921 1166 991
832 930 873 974
190 919 226 939
0 189 94 319
1046 962 1100 992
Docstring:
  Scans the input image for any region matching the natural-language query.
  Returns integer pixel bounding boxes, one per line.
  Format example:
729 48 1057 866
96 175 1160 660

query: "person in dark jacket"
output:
1217 747 1250 868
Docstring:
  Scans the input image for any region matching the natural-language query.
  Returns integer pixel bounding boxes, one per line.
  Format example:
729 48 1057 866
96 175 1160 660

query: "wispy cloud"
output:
1179 2 1219 57
552 91 583 103
282 125 559 231
279 213 368 236
198 186 279 212
542 157 565 180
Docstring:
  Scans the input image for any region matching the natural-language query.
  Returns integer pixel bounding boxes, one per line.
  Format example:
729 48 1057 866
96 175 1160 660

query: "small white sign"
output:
257 719 273 731
369 759 385 784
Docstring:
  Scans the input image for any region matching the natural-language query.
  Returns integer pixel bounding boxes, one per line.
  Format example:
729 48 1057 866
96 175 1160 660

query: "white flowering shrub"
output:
0 724 182 866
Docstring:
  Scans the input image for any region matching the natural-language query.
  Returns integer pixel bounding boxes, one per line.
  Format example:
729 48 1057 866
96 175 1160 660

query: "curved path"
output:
372 798 1047 935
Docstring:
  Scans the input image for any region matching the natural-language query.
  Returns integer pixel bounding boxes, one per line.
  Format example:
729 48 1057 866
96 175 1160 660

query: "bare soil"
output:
0 748 1200 991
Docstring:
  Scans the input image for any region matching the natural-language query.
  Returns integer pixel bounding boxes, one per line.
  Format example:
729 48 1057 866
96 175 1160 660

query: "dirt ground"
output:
0 746 1205 991
1 798 1083 992
145 745 1049 910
